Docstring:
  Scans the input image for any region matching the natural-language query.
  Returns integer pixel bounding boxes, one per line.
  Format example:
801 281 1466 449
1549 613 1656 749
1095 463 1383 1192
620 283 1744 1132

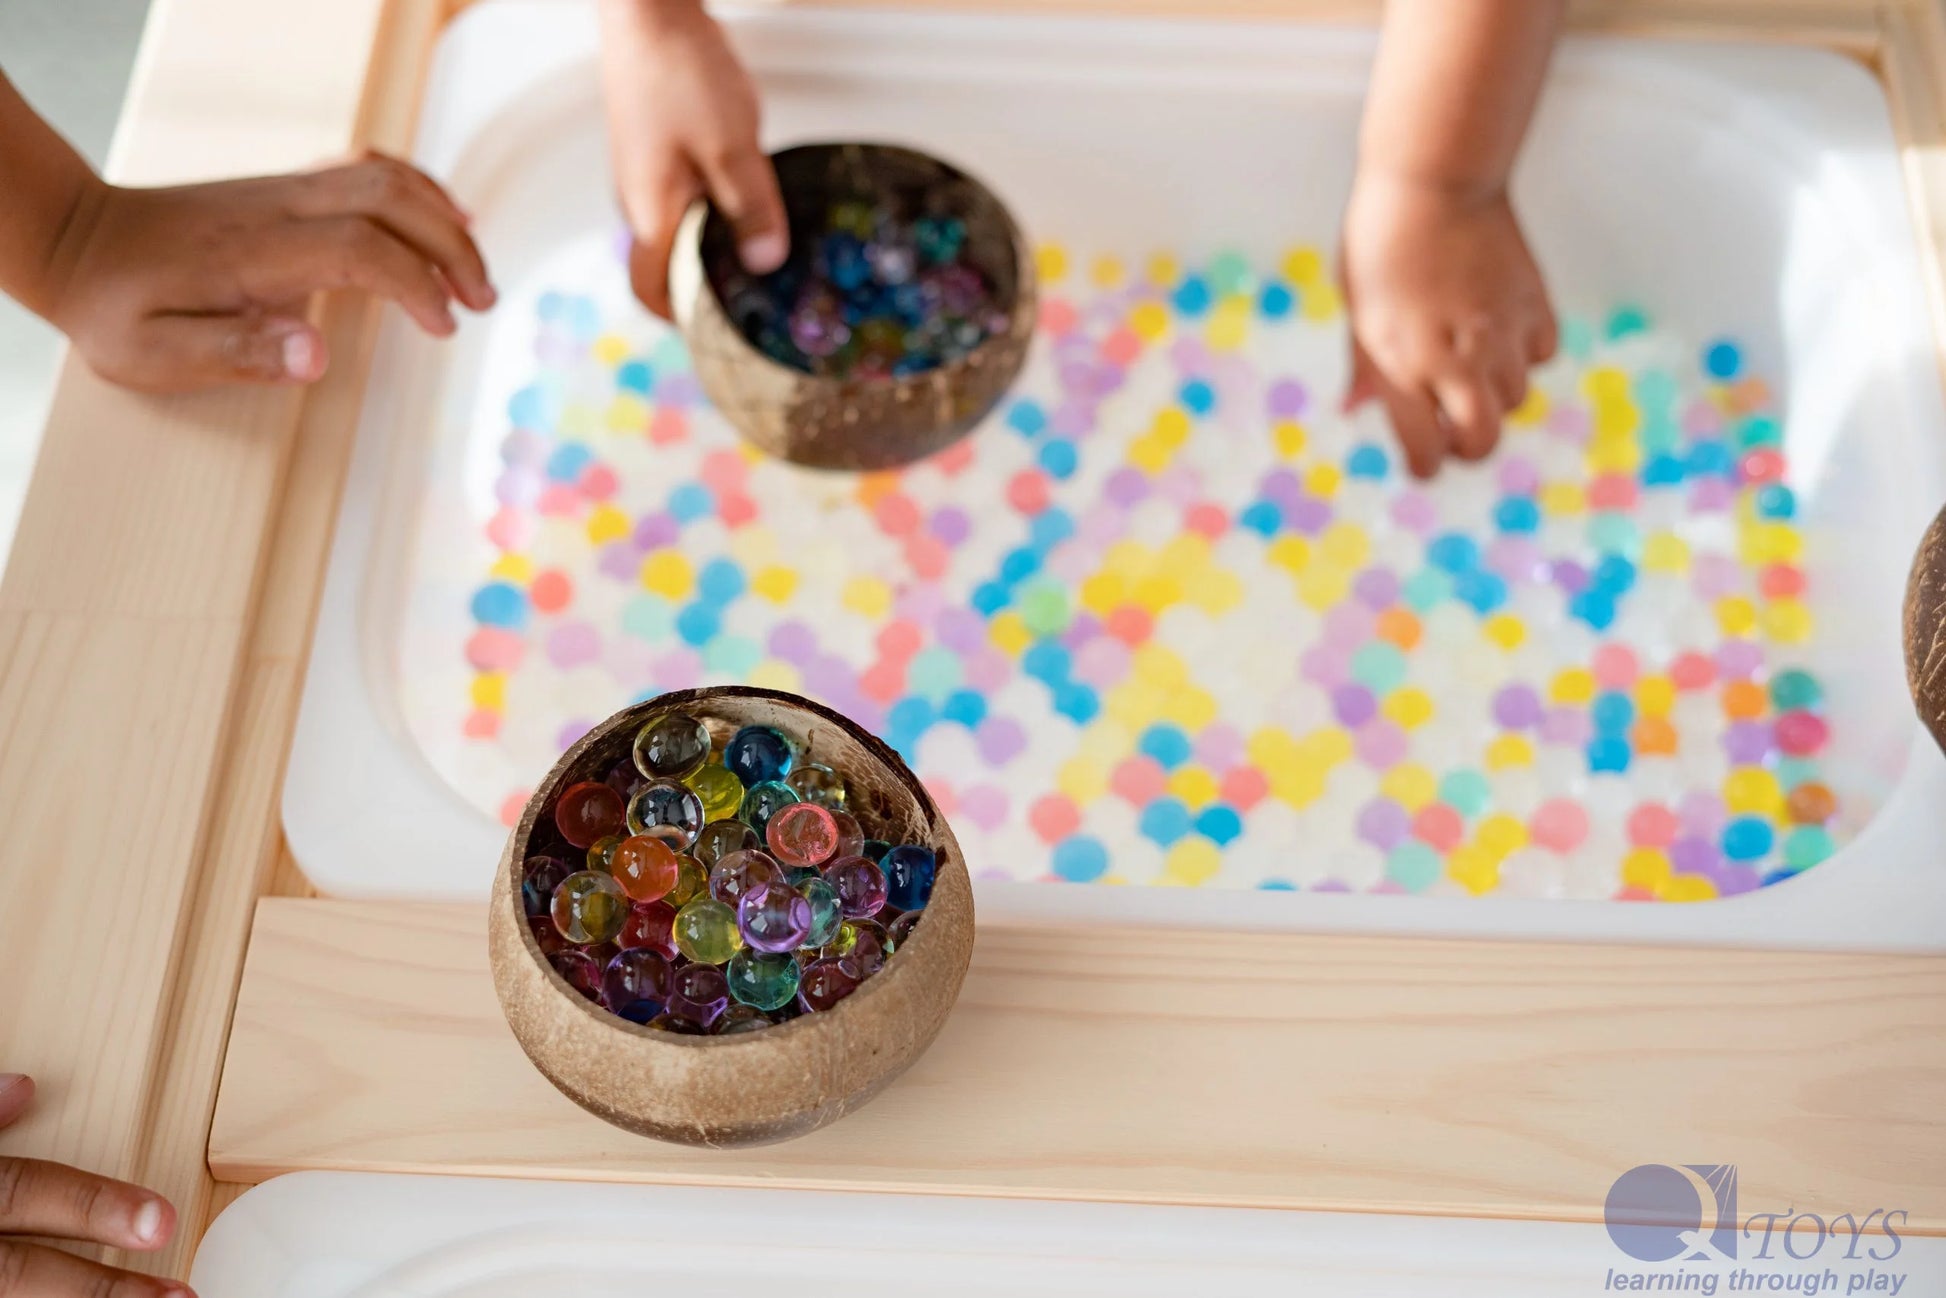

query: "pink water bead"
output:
1530 798 1590 853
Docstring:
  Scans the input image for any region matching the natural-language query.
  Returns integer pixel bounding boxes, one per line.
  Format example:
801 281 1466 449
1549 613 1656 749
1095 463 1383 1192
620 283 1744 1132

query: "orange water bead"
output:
1107 606 1153 645
1787 782 1837 824
1721 680 1768 721
1759 564 1806 599
1375 607 1422 651
530 568 573 614
1631 717 1679 755
610 834 680 903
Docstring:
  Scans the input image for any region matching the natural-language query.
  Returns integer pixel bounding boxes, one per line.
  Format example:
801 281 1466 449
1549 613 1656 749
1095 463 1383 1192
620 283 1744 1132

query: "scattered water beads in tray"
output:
523 709 936 1034
443 238 1847 901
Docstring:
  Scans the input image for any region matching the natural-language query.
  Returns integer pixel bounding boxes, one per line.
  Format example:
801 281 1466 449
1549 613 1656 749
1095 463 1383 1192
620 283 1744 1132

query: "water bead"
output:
626 779 705 845
554 781 625 849
1787 782 1836 824
528 915 568 957
521 855 571 918
785 762 847 809
639 824 689 852
667 962 731 1028
1769 668 1823 712
648 1013 709 1035
827 810 867 861
739 880 814 953
724 724 795 785
551 870 628 944
609 834 680 903
632 710 712 780
548 949 604 1002
887 909 922 946
673 897 743 965
727 949 803 1011
585 833 626 872
618 900 678 958
1782 825 1834 870
602 949 672 1023
798 877 845 948
715 1004 770 1034
826 855 889 919
1775 710 1829 756
861 839 892 863
797 958 859 1013
883 843 938 912
740 780 801 836
667 853 708 906
1721 817 1774 862
710 848 784 906
604 760 646 802
766 801 840 867
694 818 760 866
686 763 745 821
836 919 893 979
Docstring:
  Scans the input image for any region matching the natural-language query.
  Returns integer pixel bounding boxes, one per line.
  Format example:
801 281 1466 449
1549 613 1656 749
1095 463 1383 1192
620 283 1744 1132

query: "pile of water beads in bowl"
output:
521 708 938 1034
710 195 1007 381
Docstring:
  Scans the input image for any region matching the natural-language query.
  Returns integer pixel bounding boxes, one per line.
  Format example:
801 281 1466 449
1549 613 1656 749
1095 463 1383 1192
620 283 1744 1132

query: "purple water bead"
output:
709 848 783 906
789 299 850 358
738 880 814 953
1722 720 1774 765
1104 467 1149 508
838 919 893 979
1390 490 1437 535
1266 378 1308 418
1714 638 1765 681
1353 566 1400 610
1287 495 1332 535
1492 683 1544 731
1551 558 1592 595
666 963 730 1029
548 949 604 1003
1669 837 1722 876
1678 790 1727 836
1355 719 1408 769
602 949 672 1023
1539 707 1592 747
1332 683 1378 727
1356 798 1410 850
1497 455 1540 496
825 855 889 919
634 512 680 549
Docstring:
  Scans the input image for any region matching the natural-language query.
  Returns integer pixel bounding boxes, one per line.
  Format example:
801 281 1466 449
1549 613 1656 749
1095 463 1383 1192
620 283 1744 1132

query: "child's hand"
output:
1339 175 1557 478
600 0 788 318
49 153 493 393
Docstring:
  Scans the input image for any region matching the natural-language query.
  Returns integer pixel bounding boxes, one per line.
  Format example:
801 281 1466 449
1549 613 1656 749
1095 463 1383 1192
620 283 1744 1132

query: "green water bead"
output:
551 871 628 945
686 763 745 820
798 877 844 949
727 949 802 1011
1769 669 1823 712
740 780 800 837
673 897 742 965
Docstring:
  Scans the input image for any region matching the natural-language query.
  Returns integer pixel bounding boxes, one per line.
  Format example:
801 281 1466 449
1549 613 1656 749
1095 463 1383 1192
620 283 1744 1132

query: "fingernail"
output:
739 231 787 274
479 282 499 309
281 332 324 382
132 1198 163 1245
0 1074 26 1098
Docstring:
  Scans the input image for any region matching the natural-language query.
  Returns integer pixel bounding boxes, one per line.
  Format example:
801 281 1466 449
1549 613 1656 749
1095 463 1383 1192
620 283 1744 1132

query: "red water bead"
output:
876 620 923 660
1669 651 1717 691
578 463 618 501
498 790 531 829
466 626 525 672
934 441 976 476
1006 468 1051 515
1039 297 1078 335
649 407 687 445
860 659 907 703
1775 710 1829 756
530 569 573 614
554 781 624 849
905 534 950 580
717 491 757 528
618 901 678 958
1106 606 1152 646
1614 885 1657 903
699 449 746 492
1029 794 1081 844
1625 802 1680 848
463 709 500 739
797 958 859 1013
1411 803 1464 852
610 834 680 903
1739 448 1785 485
1529 798 1590 853
1184 503 1228 538
1591 643 1639 690
1110 755 1168 805
1588 474 1639 511
767 802 840 868
1101 327 1142 367
1759 564 1806 599
874 492 921 536
537 483 580 516
1219 765 1268 811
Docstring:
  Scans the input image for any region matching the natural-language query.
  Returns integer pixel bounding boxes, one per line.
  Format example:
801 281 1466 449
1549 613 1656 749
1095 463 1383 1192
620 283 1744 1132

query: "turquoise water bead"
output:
626 779 705 845
694 818 760 866
860 839 892 863
785 762 846 809
551 870 628 944
798 877 844 948
709 848 783 906
724 725 794 785
739 880 813 953
602 949 671 1024
727 948 803 1011
740 780 800 837
796 958 859 1013
633 710 712 780
1769 668 1824 712
882 843 936 911
825 855 888 919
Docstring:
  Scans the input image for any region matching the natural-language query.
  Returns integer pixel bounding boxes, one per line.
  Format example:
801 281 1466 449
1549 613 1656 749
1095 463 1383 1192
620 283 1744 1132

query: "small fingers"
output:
621 163 703 320
1433 370 1505 462
0 1077 30 1130
111 314 327 392
0 1237 190 1298
693 140 788 275
0 1156 175 1250
1527 303 1560 365
244 217 456 336
295 156 495 312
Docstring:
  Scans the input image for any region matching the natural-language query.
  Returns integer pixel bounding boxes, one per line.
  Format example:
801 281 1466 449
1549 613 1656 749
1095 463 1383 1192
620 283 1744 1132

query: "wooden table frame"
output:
2 0 1943 1284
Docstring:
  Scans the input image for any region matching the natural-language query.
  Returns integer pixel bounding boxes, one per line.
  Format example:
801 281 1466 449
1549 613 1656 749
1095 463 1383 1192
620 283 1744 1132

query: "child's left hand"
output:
1339 174 1558 478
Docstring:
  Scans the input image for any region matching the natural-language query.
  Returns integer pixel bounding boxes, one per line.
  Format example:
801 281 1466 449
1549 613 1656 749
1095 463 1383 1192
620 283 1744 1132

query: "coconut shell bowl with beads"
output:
668 141 1036 471
489 686 974 1147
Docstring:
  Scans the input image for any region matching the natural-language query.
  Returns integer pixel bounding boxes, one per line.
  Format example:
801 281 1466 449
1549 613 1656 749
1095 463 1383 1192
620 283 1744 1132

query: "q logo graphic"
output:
1605 1164 1740 1263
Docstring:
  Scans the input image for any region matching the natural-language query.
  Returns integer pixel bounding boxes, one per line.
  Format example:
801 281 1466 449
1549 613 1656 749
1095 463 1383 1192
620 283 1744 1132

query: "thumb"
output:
132 313 328 391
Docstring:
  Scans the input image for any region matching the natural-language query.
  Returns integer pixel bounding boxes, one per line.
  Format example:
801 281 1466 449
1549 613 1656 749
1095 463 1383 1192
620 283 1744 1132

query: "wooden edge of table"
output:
0 0 1936 1285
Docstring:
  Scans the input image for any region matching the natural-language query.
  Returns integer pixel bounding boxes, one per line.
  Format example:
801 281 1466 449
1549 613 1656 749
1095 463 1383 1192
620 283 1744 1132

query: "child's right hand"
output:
599 0 788 318
49 152 493 393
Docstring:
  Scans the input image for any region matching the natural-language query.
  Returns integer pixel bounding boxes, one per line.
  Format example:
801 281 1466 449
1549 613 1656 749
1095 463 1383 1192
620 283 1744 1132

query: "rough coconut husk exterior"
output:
1904 501 1946 755
669 141 1035 471
489 687 975 1147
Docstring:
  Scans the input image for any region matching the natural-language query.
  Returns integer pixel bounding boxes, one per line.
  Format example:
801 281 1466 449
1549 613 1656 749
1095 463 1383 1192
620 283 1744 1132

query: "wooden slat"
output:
212 899 1946 1229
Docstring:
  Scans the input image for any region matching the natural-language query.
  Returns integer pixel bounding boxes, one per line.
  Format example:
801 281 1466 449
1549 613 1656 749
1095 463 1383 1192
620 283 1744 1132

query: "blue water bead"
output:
941 689 987 728
470 582 529 630
1686 440 1736 478
1755 484 1797 520
1195 804 1242 846
1346 443 1390 480
1022 640 1072 685
1570 589 1618 631
1703 339 1743 380
668 482 714 522
1171 275 1212 317
1052 835 1109 882
1138 724 1193 770
1007 399 1047 436
884 696 935 751
615 358 653 393
1775 757 1821 790
724 725 794 785
1029 507 1075 551
1239 501 1282 536
971 582 1011 615
697 558 745 605
1039 439 1079 479
884 844 937 911
1591 692 1636 734
1587 736 1632 773
823 234 870 290
1722 817 1775 861
1259 282 1295 318
907 646 962 698
675 601 719 647
1053 682 1100 723
1179 378 1216 416
1427 533 1481 574
1642 453 1687 487
1592 554 1637 595
1494 497 1541 533
1139 798 1194 847
545 442 593 483
1453 569 1508 615
703 635 762 676
1000 548 1040 584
